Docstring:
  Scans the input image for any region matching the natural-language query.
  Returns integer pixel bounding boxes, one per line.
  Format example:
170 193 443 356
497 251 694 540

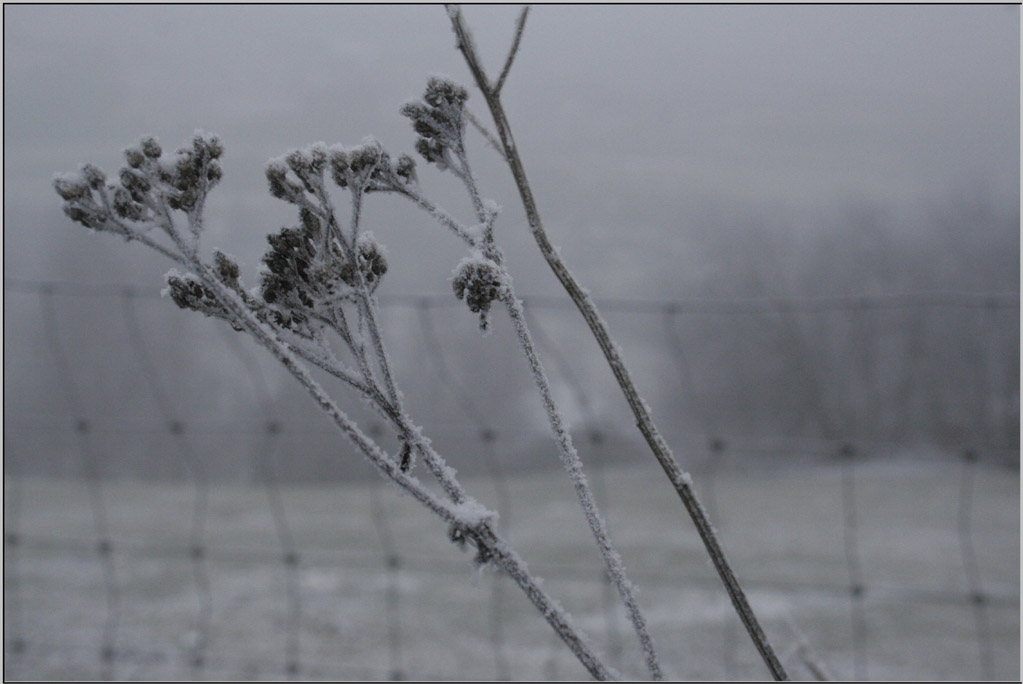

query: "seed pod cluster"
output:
452 253 505 331
401 77 469 169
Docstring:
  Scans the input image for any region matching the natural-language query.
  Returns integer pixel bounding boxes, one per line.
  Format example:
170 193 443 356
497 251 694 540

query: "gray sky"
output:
5 4 1019 293
3 4 1020 473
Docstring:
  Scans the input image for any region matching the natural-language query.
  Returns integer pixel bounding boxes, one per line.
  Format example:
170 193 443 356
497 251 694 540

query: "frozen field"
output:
3 455 1019 681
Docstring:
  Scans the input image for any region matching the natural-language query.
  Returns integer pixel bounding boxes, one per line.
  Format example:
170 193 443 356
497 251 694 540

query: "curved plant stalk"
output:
446 5 789 680
394 80 663 677
54 134 620 680
503 292 662 679
455 141 663 679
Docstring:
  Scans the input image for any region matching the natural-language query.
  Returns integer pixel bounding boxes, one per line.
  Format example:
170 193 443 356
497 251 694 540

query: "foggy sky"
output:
3 5 1020 479
5 4 1019 292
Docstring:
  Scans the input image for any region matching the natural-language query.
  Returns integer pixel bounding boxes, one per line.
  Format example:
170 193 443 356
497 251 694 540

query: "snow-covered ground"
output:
4 456 1018 680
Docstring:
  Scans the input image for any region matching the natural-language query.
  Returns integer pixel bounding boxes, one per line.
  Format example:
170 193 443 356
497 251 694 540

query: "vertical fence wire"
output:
839 442 868 680
38 288 121 679
4 282 1020 680
119 289 213 674
417 300 511 680
662 305 739 677
522 301 625 673
219 326 302 677
973 304 994 450
851 299 882 435
4 461 25 656
958 449 995 680
366 422 405 681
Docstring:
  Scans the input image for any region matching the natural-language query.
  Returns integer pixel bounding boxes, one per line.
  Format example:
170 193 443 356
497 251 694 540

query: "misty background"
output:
4 4 1019 482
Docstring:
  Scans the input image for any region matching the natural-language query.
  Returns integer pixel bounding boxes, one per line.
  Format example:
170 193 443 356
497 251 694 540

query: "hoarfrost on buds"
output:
451 252 507 332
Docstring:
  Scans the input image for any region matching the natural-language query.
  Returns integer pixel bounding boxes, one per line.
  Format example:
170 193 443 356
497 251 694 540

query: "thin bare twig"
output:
495 6 529 95
465 107 508 161
446 5 788 680
449 130 662 679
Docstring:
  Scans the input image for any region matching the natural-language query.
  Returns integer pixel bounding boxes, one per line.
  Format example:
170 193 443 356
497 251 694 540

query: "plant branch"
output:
503 291 663 680
56 133 623 681
495 6 529 96
198 255 617 680
465 108 507 161
447 5 788 680
398 186 479 245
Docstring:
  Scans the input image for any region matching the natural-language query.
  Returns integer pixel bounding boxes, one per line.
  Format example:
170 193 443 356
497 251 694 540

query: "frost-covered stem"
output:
284 332 374 397
157 210 204 272
465 108 507 161
448 5 788 680
338 289 466 502
318 209 402 439
58 140 624 682
397 186 477 245
503 292 662 680
494 6 529 95
434 47 660 677
327 301 359 354
349 190 402 407
183 250 463 513
451 145 488 229
127 231 185 264
475 523 618 680
348 192 471 504
94 188 190 265
189 263 615 679
450 148 502 257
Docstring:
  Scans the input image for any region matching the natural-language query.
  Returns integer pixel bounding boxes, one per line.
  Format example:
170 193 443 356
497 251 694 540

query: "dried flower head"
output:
164 270 227 319
452 253 506 331
163 132 223 212
111 187 145 221
393 154 418 186
53 170 109 230
213 249 241 289
329 140 390 191
401 76 469 169
265 159 304 203
340 232 389 289
124 147 146 169
260 225 317 307
80 164 106 189
140 137 162 159
53 173 91 202
423 77 468 110
285 144 328 194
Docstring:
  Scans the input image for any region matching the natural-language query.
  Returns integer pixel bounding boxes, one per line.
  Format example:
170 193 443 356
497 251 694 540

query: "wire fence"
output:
3 279 1019 680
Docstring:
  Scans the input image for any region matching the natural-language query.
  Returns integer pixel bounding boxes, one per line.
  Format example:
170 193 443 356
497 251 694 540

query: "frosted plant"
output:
55 129 638 679
398 76 663 678
443 5 787 680
53 6 789 680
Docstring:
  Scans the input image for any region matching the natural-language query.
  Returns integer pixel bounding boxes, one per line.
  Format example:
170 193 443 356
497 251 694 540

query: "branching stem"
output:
447 5 788 680
171 227 616 678
448 102 662 678
503 292 663 680
495 6 529 96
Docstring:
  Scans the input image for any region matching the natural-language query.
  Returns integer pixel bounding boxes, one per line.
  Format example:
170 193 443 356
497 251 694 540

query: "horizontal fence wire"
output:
5 277 1018 311
4 279 1020 681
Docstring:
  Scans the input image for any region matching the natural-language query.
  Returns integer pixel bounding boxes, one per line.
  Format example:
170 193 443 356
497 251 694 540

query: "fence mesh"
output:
3 279 1019 680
